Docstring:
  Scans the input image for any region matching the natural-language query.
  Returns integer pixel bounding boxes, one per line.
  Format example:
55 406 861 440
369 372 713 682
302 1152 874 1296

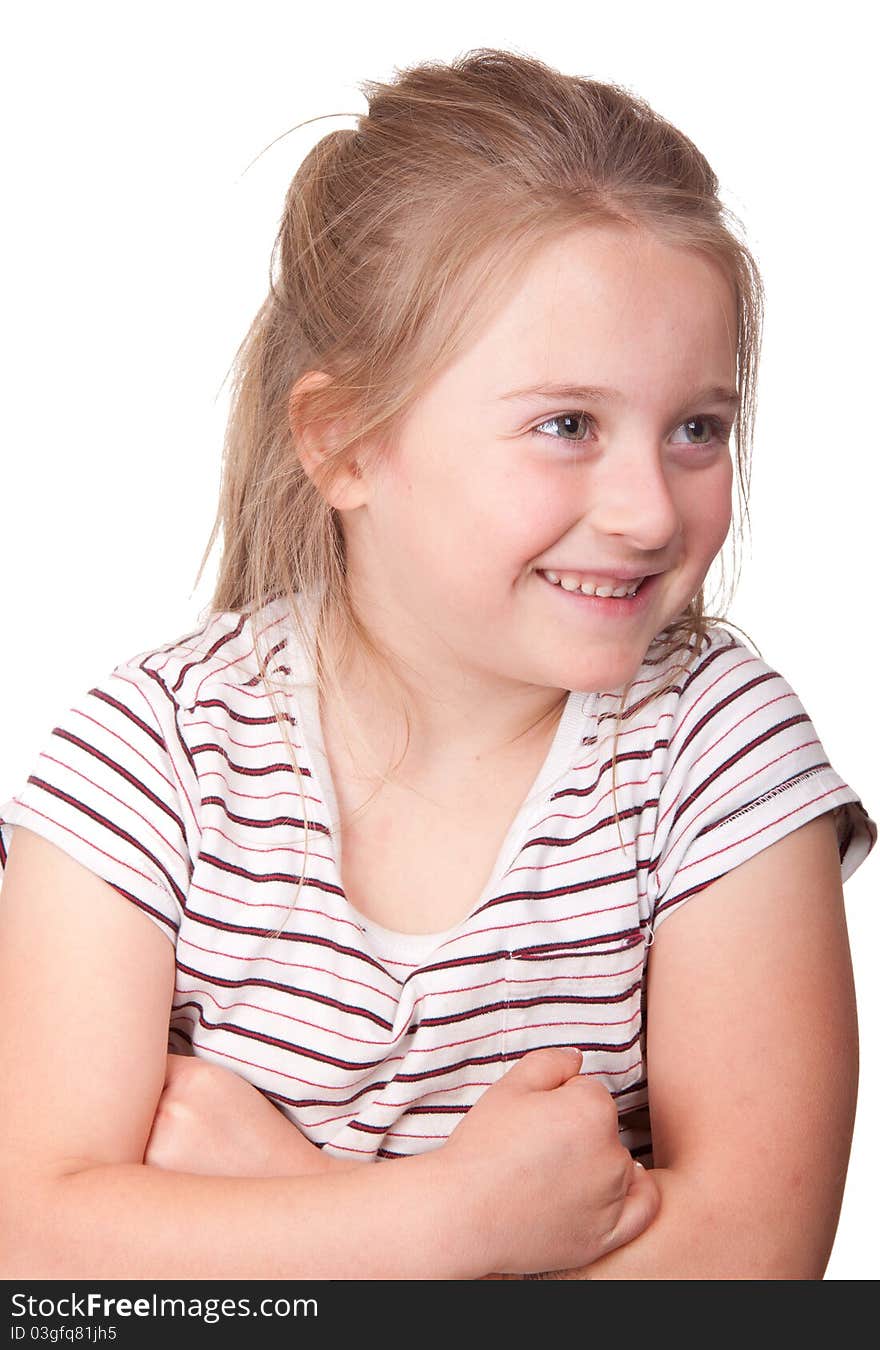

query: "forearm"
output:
248 1108 365 1179
5 1153 480 1281
520 1167 809 1281
522 1168 690 1279
253 1115 517 1281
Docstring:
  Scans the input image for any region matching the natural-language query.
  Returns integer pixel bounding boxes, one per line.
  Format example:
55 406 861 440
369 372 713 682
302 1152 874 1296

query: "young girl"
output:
0 49 875 1281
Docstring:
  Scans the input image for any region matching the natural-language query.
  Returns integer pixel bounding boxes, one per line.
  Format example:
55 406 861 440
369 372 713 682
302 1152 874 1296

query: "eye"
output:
670 415 734 447
530 411 593 443
530 411 734 448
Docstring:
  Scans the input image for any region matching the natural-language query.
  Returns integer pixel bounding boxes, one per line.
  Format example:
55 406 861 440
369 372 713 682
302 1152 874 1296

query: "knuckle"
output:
599 1089 622 1126
577 1078 618 1121
617 1150 637 1186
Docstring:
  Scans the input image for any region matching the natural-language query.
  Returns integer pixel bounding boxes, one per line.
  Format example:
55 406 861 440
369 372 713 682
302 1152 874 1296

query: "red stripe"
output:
2 799 181 930
655 780 848 918
171 612 248 695
189 698 297 727
46 735 188 844
40 750 188 862
176 933 401 1006
20 785 187 906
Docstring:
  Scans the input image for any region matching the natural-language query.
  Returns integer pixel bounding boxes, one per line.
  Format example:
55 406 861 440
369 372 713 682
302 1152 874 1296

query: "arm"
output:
142 1054 524 1281
526 812 859 1280
142 1050 366 1180
0 828 485 1281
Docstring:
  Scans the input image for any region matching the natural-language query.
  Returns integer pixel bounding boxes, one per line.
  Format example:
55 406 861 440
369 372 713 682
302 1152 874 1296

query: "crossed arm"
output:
146 813 858 1280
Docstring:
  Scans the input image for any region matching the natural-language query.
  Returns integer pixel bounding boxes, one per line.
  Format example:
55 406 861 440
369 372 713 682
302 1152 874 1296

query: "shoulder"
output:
614 621 806 769
637 622 876 931
587 621 760 766
643 620 761 721
643 622 833 796
116 597 298 716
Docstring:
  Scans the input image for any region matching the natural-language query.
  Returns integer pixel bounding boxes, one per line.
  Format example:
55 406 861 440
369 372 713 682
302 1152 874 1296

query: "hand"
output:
442 1047 661 1277
143 1051 359 1179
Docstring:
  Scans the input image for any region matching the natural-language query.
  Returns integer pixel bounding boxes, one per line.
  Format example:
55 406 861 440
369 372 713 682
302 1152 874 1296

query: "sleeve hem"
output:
651 770 876 934
0 805 182 946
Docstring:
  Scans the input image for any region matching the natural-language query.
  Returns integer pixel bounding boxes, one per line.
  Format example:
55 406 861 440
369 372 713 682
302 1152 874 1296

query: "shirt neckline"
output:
282 589 596 967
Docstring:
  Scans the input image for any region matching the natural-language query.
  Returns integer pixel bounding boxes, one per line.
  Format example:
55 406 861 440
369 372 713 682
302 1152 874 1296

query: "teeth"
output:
542 570 644 598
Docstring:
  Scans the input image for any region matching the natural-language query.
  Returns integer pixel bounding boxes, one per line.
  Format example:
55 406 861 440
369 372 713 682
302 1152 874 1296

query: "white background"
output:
2 0 876 1279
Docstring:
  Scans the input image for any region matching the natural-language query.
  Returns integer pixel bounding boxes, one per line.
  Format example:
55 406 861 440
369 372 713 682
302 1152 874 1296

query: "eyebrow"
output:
500 381 741 412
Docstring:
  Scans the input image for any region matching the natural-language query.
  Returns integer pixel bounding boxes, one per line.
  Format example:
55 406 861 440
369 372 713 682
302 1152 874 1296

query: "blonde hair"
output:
194 47 764 938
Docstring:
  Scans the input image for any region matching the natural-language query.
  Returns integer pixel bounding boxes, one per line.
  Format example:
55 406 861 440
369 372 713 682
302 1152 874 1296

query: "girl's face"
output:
340 223 736 709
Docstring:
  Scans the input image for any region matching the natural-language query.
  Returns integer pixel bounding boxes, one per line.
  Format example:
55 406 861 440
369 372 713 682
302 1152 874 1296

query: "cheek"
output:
709 486 734 551
686 463 733 554
449 469 549 551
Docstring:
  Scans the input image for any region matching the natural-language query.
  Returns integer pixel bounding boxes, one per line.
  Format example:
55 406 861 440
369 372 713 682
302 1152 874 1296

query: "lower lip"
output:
535 569 661 617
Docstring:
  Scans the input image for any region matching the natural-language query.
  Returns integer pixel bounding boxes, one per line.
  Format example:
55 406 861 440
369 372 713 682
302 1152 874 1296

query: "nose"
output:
585 443 681 553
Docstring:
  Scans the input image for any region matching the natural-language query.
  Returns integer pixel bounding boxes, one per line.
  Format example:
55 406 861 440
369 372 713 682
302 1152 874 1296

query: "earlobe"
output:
299 439 366 513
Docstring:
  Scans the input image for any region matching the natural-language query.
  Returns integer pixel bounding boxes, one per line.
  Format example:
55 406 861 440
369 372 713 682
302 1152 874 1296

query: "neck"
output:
318 640 569 787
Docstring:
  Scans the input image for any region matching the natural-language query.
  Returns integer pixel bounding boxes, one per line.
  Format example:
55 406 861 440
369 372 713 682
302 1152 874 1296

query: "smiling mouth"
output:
534 567 661 614
542 573 644 597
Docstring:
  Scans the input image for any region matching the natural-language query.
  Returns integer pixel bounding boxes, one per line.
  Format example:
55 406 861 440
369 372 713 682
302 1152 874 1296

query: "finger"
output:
500 1046 584 1091
603 1163 662 1252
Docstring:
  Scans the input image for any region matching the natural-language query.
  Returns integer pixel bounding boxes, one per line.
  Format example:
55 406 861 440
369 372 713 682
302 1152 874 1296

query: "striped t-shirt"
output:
1 595 875 1168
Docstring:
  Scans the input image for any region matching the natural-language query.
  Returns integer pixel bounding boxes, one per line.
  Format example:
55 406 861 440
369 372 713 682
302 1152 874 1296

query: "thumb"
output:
500 1045 583 1092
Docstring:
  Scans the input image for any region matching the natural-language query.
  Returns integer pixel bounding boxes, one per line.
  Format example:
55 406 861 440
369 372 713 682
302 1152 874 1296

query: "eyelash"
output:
530 410 734 450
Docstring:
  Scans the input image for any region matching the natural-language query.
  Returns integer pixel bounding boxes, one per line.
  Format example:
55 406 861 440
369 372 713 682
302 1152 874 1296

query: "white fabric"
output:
1 595 874 1167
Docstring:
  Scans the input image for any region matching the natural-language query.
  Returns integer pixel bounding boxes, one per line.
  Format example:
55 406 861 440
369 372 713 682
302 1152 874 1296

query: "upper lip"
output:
537 565 663 581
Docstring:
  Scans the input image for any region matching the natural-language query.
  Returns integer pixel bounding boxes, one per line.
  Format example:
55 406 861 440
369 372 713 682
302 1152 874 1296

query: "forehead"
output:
470 224 737 395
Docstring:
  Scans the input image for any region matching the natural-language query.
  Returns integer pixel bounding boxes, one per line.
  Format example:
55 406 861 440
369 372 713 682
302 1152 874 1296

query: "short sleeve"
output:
648 633 877 935
0 657 196 946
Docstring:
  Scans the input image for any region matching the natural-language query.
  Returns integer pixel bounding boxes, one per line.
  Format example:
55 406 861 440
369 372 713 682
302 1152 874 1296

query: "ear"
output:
288 370 368 512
